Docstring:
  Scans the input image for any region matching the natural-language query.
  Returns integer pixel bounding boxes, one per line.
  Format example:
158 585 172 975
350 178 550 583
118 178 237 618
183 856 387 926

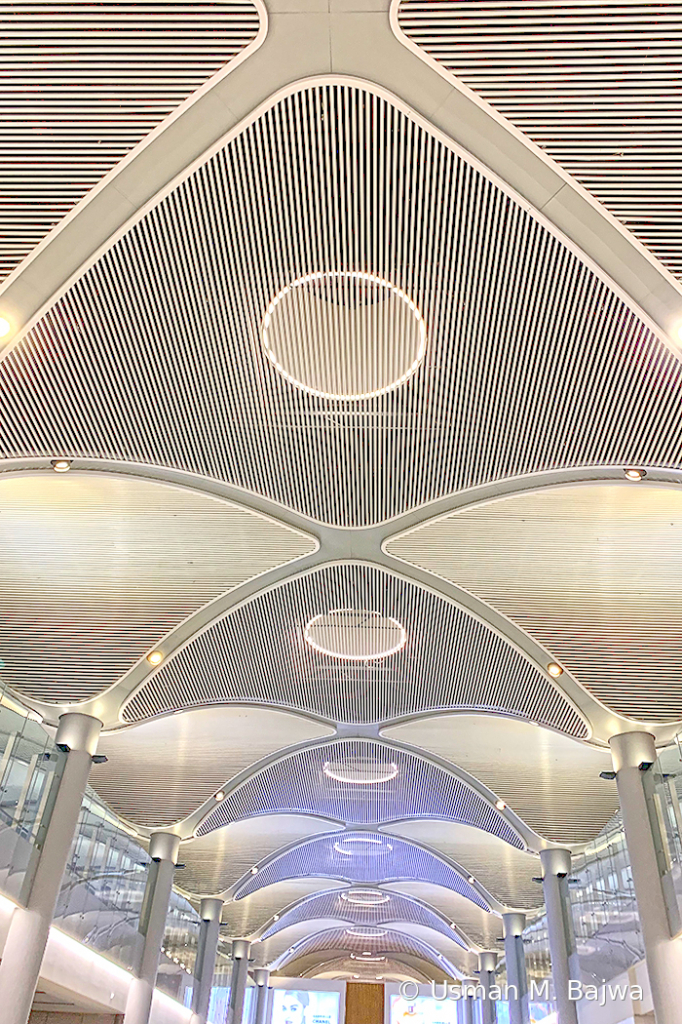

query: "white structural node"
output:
610 731 682 1024
0 713 102 1024
191 898 225 1024
540 848 579 1024
502 912 529 1024
124 832 182 1024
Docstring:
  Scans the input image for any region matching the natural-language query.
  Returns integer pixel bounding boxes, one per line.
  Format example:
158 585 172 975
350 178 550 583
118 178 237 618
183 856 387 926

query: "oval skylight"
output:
262 271 427 400
304 609 406 661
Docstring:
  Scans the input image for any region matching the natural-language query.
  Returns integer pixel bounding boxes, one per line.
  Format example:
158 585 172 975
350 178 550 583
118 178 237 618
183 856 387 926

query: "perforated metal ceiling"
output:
2 84 680 528
0 472 313 704
123 563 585 734
387 482 682 721
397 0 682 280
383 714 616 843
0 0 261 279
197 739 521 844
232 830 489 906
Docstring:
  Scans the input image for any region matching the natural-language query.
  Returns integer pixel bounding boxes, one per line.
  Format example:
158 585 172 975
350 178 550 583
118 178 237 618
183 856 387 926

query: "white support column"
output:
610 731 682 1024
503 913 529 1024
190 897 224 1024
228 939 251 1024
478 952 497 1024
540 848 579 1024
460 978 477 1024
0 713 102 1024
124 831 182 1024
253 968 270 1024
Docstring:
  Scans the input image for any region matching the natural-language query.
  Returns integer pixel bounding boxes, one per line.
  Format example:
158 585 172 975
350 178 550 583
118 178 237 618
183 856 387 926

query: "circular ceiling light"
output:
324 760 399 785
547 662 563 678
624 468 647 481
334 837 393 856
305 609 406 661
146 650 164 666
51 459 72 473
214 790 225 802
468 876 475 884
341 890 391 906
262 271 427 400
495 799 507 810
0 318 10 338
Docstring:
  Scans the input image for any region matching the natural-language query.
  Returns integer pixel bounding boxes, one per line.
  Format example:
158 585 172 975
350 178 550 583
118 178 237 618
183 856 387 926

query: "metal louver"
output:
0 0 261 279
1 85 681 528
397 0 682 280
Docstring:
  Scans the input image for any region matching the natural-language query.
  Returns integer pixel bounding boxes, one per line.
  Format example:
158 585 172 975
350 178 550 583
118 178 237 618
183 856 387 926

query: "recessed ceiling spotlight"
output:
0 318 10 338
468 876 475 884
51 459 72 472
547 662 563 678
146 650 164 666
273 914 279 921
624 468 647 481
376 976 383 981
353 975 360 979
250 866 258 874
495 799 507 810
214 790 225 801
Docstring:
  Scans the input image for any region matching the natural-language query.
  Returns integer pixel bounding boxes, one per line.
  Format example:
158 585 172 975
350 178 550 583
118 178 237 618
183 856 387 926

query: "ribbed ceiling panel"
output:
122 563 585 734
0 0 260 279
233 830 490 905
306 957 432 983
2 84 681 526
386 821 541 911
271 927 455 975
387 482 682 721
383 714 615 842
397 0 682 280
0 472 313 703
222 879 348 939
387 883 503 950
261 889 466 946
197 739 521 844
95 709 333 828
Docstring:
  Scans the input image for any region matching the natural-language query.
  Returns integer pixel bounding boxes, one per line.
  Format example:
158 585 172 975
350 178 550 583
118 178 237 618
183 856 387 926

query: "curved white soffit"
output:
0 0 681 356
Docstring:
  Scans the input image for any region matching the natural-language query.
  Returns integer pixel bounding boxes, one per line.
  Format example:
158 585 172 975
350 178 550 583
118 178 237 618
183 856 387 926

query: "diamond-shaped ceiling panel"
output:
1 84 681 526
123 563 586 735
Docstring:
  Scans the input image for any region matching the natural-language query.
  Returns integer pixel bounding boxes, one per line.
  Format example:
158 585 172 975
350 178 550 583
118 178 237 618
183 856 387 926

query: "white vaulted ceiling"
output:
1 83 681 528
0 472 314 704
387 482 682 721
2 0 682 983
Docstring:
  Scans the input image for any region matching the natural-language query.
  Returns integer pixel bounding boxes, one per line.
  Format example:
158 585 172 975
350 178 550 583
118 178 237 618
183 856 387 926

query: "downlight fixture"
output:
214 790 225 802
495 799 507 811
146 650 164 666
51 459 72 472
262 270 427 400
547 662 563 678
341 890 391 906
624 468 647 481
305 609 406 661
324 760 399 785
0 317 10 338
468 876 475 884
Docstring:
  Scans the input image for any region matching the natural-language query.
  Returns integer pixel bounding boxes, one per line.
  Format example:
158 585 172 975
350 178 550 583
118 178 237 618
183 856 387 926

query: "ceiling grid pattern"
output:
0 85 681 527
0 0 261 279
397 0 682 279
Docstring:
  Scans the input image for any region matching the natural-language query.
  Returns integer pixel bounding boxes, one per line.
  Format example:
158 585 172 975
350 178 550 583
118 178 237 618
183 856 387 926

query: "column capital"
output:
232 938 251 960
540 847 571 878
55 712 102 755
253 969 270 987
148 831 181 863
609 731 657 772
502 912 526 937
200 897 224 922
478 951 497 973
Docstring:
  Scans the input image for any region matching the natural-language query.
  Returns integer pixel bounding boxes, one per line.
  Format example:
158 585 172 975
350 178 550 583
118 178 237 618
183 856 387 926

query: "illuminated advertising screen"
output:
389 994 460 1024
271 988 341 1024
